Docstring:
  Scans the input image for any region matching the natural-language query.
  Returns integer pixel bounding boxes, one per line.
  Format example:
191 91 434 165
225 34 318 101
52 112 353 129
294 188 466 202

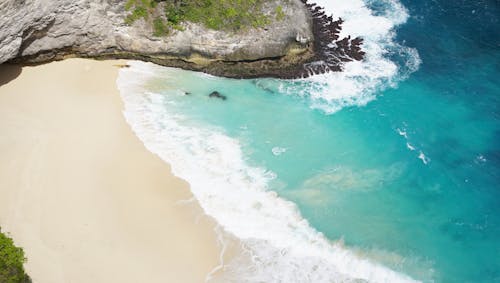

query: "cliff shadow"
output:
0 64 22 87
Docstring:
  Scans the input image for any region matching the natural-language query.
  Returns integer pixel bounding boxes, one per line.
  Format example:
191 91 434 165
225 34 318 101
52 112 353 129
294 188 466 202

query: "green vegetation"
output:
275 5 285 21
153 18 169 36
0 229 30 283
124 0 151 25
124 0 285 36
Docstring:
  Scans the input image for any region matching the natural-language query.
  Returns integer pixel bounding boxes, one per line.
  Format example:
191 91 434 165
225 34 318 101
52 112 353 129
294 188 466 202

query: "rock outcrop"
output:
0 0 314 78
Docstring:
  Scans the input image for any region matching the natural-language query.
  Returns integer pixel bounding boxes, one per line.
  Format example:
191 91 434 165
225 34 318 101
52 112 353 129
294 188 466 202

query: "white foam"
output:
418 151 431 165
396 127 431 164
475 154 487 163
397 128 409 138
117 61 420 283
406 142 416 151
271 147 287 156
276 0 422 114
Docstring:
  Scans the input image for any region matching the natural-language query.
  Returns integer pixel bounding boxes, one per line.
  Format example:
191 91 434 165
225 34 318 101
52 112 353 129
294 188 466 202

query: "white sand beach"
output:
0 59 226 283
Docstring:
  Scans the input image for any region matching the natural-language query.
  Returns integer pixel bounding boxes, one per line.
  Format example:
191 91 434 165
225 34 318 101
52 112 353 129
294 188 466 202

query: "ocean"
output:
116 0 500 282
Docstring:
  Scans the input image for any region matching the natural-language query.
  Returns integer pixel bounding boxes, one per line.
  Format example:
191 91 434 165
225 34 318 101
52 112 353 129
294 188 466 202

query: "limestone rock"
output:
0 0 313 78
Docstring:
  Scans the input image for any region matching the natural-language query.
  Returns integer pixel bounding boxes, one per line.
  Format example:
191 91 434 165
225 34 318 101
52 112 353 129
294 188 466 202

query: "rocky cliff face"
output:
0 0 314 78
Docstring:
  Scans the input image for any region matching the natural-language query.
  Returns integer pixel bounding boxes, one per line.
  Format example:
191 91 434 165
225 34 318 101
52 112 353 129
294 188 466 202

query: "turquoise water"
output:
118 0 499 282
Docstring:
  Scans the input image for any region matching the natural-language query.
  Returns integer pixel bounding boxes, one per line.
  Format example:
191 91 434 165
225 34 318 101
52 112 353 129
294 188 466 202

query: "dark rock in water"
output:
209 91 227 100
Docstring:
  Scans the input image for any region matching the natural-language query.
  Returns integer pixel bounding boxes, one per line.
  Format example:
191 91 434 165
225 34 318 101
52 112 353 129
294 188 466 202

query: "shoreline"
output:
0 58 234 282
116 60 419 283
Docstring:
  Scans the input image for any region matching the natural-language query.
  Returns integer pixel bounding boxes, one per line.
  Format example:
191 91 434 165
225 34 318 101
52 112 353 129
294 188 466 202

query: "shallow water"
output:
117 0 500 282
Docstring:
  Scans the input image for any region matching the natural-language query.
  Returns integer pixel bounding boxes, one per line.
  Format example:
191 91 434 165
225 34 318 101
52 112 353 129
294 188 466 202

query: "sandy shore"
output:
0 59 225 282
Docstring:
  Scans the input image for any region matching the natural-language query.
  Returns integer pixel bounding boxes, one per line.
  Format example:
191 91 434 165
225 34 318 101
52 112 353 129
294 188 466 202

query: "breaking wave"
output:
264 0 421 114
117 61 419 283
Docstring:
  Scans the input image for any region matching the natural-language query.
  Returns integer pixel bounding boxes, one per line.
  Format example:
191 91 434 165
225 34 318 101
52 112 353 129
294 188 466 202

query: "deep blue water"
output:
119 0 500 282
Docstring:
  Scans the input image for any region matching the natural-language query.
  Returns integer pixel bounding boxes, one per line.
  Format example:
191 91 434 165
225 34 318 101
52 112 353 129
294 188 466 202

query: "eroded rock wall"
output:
0 0 313 77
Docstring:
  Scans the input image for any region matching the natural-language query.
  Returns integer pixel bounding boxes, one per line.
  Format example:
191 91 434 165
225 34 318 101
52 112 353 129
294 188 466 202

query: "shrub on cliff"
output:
0 229 30 283
124 0 283 35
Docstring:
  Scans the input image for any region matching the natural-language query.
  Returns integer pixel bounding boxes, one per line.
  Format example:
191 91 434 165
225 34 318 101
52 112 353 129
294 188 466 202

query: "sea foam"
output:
268 0 421 114
118 61 419 282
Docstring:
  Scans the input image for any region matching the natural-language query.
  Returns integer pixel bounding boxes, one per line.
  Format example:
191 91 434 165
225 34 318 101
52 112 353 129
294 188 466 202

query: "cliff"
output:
0 0 314 78
0 0 365 78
